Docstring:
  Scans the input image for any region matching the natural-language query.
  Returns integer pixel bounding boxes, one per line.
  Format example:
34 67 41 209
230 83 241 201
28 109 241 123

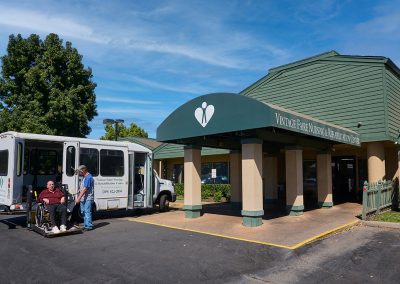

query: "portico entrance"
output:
157 93 360 227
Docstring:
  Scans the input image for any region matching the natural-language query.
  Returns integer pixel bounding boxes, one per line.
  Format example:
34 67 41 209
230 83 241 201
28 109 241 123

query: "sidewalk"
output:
130 201 362 249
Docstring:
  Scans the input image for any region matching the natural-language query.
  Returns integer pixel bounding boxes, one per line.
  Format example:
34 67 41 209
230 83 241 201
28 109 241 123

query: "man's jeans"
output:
46 204 67 227
80 200 93 229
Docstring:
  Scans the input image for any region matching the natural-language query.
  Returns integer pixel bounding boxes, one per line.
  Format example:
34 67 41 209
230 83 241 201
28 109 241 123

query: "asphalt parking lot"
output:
1 211 399 283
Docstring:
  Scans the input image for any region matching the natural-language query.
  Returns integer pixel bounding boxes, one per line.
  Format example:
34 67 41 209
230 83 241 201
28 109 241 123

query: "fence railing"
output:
362 180 398 220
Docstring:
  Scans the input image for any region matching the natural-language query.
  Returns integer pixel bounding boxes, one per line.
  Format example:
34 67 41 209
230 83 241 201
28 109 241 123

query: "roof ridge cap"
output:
269 50 339 73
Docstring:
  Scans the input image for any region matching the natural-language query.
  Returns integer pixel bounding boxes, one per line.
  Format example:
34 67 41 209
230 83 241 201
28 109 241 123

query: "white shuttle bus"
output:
0 131 175 214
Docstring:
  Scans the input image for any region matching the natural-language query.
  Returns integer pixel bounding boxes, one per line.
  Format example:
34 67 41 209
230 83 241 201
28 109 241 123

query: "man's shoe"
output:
60 225 67 232
83 227 93 231
51 226 60 234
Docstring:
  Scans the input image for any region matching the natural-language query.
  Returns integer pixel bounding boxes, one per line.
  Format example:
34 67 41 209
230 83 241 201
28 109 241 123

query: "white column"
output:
317 152 333 208
241 139 264 227
285 146 304 216
183 145 202 218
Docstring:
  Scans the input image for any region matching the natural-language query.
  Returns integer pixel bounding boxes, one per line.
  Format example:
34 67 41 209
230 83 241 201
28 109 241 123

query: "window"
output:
303 160 317 195
100 149 124 176
80 148 99 176
0 150 9 176
201 162 229 184
173 164 184 183
16 143 23 176
30 149 58 175
23 149 29 175
66 146 76 177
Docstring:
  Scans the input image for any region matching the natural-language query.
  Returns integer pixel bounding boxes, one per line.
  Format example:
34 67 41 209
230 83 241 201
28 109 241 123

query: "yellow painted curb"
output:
289 220 360 249
128 218 360 250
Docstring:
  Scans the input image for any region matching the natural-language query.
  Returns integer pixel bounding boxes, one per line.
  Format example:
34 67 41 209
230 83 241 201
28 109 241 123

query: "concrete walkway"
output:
129 201 362 249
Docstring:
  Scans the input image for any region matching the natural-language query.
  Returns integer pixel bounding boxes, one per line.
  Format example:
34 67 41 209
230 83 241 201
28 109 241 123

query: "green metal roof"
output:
240 51 400 143
157 92 360 148
120 136 163 150
154 143 229 159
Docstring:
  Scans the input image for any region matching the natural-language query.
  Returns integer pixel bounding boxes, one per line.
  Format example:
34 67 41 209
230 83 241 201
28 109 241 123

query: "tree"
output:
0 33 97 137
100 122 148 140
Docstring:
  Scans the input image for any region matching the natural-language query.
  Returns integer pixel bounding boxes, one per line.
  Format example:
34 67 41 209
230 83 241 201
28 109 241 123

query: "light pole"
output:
103 119 125 141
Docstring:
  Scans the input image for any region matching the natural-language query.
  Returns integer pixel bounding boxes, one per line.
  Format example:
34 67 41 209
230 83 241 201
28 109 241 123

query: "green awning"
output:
157 93 360 147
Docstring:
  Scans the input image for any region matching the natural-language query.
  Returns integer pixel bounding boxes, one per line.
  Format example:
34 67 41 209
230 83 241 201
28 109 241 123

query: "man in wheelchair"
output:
38 180 67 234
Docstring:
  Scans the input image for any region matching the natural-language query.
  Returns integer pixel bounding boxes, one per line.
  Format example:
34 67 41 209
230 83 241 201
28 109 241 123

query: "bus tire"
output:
159 194 170 212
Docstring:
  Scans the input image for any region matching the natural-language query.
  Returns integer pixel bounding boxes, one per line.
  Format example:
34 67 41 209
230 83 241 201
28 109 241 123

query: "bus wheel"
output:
159 194 170 212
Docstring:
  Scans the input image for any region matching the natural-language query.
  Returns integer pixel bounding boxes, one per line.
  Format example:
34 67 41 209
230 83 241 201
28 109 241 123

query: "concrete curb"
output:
361 220 400 229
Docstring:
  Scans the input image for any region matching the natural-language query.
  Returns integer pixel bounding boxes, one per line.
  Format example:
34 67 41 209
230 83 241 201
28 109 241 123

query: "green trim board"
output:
157 93 360 146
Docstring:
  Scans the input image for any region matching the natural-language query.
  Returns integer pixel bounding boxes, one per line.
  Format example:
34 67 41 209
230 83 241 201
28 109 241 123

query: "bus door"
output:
13 138 25 203
0 136 15 206
62 142 79 195
127 152 134 209
145 153 153 207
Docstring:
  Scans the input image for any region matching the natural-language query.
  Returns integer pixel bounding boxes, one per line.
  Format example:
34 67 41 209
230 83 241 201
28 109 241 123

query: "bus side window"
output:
0 150 8 176
100 149 124 176
79 148 99 176
16 142 23 176
66 146 76 176
23 148 29 175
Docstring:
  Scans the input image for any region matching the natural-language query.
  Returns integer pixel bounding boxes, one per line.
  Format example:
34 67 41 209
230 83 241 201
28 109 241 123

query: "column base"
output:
241 210 264 227
318 201 333 208
183 205 202 218
286 205 304 216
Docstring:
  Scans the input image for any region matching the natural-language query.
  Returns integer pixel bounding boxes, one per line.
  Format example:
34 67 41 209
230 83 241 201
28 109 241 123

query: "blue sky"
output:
0 0 399 139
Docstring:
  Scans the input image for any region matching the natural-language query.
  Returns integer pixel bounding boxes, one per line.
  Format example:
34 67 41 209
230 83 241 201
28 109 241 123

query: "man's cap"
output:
78 165 87 171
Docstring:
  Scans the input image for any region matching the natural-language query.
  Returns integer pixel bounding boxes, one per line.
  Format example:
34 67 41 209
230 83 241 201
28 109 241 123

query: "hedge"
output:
174 183 231 202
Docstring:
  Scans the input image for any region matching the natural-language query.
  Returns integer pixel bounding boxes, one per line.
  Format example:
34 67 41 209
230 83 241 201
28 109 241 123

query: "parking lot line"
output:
128 218 360 250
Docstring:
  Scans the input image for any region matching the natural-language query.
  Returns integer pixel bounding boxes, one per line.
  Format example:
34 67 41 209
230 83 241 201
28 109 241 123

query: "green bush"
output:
174 183 231 202
174 183 184 197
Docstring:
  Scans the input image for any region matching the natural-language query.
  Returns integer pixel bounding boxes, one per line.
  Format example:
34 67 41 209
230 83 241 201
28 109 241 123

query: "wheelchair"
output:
35 203 51 231
29 184 83 237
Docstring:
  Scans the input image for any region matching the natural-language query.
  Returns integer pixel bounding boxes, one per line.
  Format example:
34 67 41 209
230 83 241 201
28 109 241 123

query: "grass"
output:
371 211 400 223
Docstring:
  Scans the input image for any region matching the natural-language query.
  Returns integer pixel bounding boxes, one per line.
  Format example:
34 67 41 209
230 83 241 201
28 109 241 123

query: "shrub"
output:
174 183 184 197
174 183 231 202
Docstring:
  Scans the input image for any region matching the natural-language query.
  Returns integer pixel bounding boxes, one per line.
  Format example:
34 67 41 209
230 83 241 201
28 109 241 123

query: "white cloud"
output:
0 5 110 44
356 12 400 35
0 3 289 71
120 74 209 95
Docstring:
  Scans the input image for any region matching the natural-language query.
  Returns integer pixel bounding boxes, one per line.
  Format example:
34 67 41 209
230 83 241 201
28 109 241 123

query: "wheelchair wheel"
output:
35 204 44 227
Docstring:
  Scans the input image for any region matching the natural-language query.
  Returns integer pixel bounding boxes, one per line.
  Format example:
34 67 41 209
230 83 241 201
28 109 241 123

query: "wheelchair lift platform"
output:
30 224 83 238
26 184 83 237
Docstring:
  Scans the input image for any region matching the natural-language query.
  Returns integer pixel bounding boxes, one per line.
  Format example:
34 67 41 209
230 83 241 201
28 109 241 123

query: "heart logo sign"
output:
194 102 215 127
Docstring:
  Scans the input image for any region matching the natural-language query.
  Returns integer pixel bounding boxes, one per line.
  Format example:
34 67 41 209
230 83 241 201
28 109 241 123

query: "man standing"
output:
75 165 94 231
38 181 67 233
